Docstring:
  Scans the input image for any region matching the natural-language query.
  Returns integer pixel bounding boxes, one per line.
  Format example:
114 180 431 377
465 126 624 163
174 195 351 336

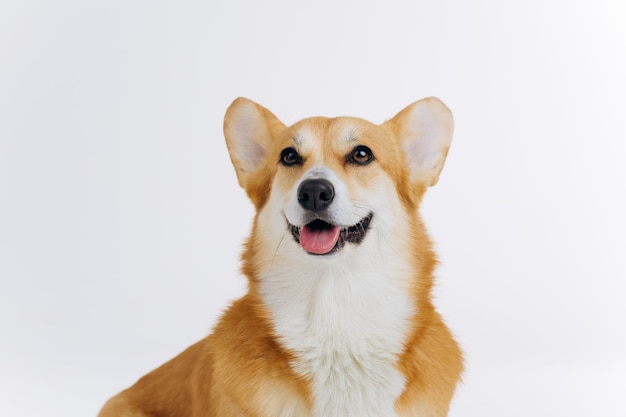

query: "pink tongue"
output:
300 225 340 254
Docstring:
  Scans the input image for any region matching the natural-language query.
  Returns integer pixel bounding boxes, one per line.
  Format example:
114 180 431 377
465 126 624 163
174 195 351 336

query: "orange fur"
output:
98 98 463 417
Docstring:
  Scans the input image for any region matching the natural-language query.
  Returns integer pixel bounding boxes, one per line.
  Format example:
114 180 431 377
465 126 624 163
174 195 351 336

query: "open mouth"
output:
288 213 373 255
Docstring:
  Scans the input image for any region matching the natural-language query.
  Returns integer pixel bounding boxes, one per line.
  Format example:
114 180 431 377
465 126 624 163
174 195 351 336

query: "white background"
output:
1 1 625 416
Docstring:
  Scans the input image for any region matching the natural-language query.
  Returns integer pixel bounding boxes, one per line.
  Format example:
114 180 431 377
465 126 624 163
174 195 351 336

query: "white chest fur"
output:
259 246 415 417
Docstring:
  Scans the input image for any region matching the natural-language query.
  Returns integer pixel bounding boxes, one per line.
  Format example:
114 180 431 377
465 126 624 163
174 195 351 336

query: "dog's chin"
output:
288 213 373 256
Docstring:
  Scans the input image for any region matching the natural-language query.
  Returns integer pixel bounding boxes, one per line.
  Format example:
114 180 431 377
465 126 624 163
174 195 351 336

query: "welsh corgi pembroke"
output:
98 97 463 417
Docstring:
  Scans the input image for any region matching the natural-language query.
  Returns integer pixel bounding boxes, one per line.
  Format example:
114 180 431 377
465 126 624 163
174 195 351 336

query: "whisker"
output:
380 232 402 258
261 236 285 282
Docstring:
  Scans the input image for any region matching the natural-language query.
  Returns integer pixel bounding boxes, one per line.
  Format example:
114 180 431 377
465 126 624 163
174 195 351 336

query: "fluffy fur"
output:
98 97 463 417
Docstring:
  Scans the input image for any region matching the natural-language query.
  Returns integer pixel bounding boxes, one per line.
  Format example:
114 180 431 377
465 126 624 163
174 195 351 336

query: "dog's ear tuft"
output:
384 97 453 187
224 97 285 190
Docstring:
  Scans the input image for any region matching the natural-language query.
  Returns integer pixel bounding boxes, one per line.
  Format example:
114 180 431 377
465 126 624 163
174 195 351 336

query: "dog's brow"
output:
343 130 359 143
292 134 302 145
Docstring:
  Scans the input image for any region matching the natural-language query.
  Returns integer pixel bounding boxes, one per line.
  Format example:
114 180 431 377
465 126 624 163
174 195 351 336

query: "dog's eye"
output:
280 147 302 166
348 145 374 165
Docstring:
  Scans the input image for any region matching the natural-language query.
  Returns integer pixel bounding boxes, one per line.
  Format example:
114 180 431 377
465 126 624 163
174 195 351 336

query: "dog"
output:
98 97 463 417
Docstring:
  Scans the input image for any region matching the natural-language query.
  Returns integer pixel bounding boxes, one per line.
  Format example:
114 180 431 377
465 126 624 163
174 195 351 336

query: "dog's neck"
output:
256 235 417 417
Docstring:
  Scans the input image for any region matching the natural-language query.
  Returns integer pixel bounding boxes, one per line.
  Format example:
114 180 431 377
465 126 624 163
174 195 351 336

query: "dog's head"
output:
224 98 452 263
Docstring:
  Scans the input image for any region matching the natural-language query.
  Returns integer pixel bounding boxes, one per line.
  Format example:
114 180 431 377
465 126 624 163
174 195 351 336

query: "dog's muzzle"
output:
287 178 373 255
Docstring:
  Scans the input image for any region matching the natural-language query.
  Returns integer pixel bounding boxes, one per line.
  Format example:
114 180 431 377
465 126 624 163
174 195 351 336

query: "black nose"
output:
297 179 335 212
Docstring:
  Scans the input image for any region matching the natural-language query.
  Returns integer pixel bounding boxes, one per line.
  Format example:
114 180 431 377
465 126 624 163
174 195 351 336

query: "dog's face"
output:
224 98 453 264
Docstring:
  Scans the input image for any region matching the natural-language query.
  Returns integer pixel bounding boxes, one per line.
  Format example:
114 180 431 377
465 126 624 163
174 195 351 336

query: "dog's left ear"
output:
384 97 453 187
224 97 286 192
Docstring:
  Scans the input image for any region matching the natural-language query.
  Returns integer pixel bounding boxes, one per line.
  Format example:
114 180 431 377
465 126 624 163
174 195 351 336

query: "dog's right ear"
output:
224 98 286 193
